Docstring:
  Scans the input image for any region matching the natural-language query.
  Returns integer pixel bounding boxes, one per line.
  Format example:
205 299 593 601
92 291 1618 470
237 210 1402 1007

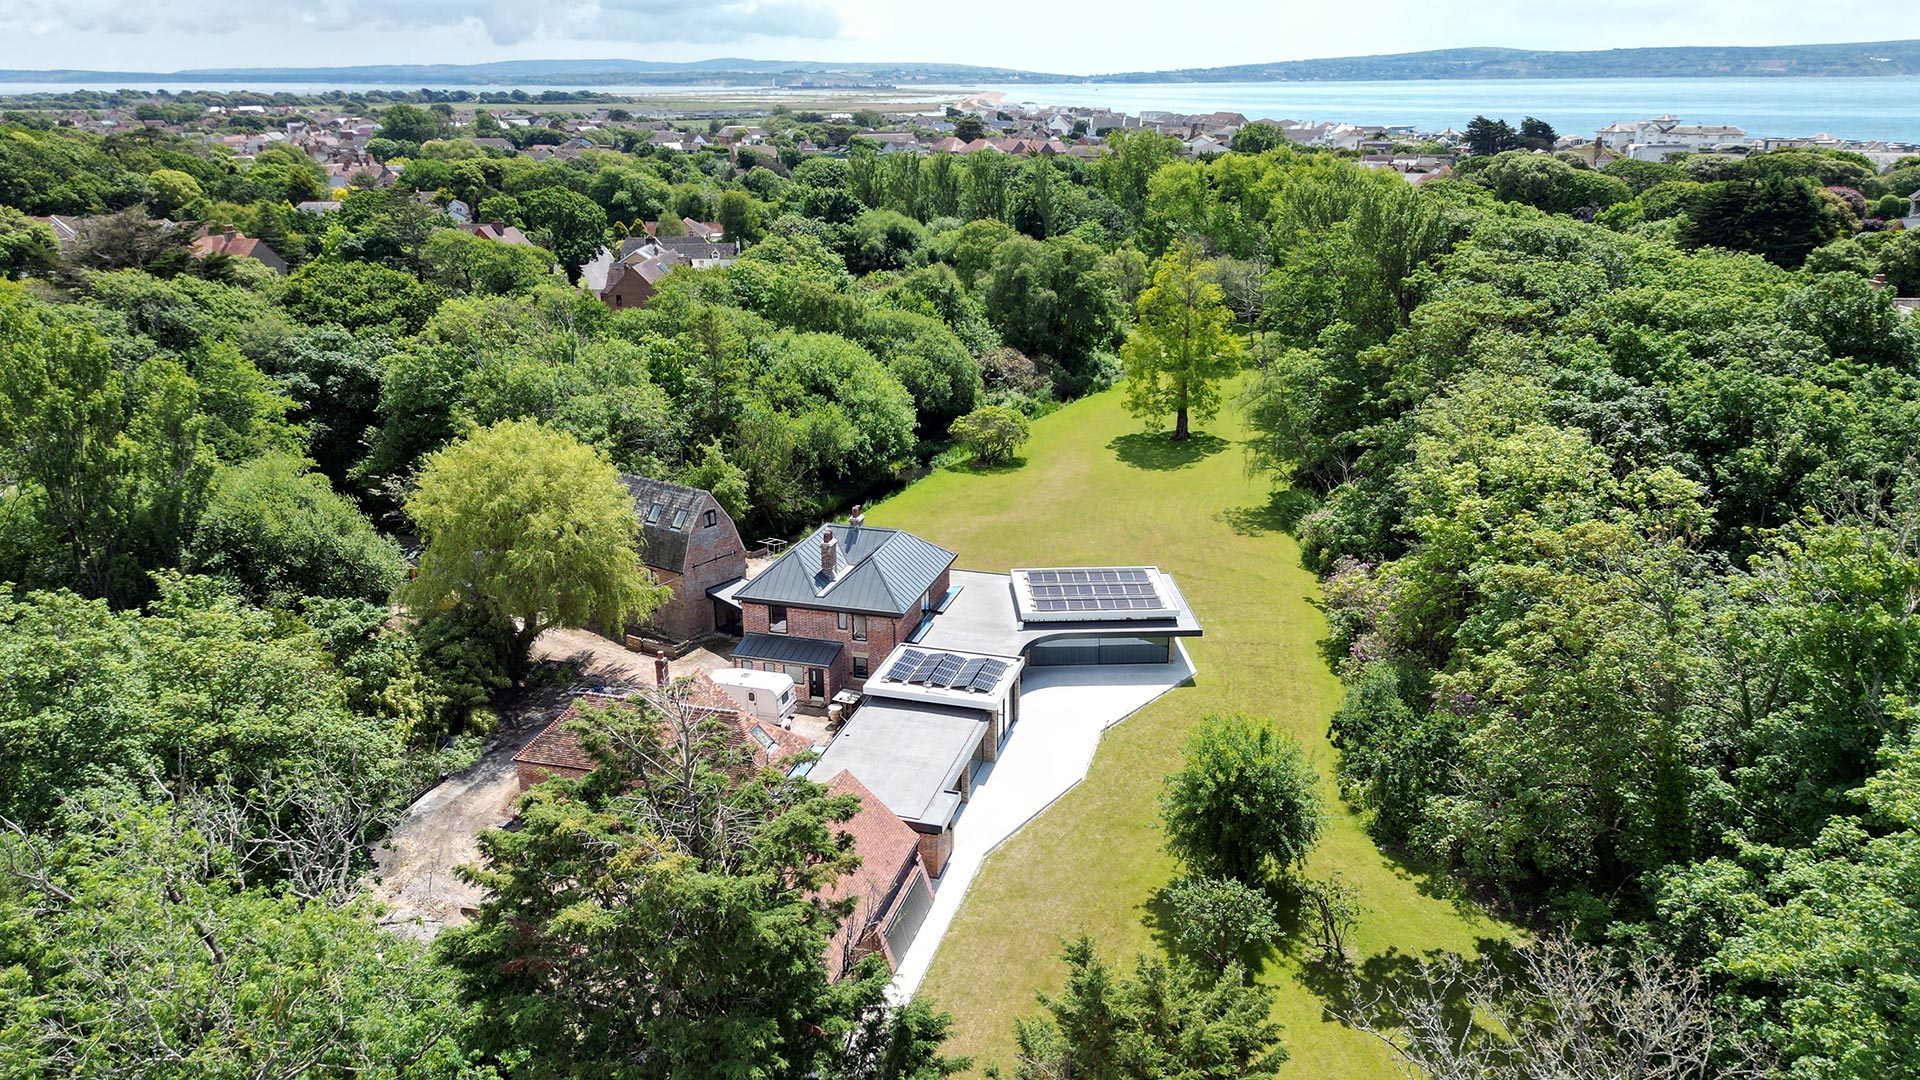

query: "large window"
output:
850 614 868 641
768 605 789 634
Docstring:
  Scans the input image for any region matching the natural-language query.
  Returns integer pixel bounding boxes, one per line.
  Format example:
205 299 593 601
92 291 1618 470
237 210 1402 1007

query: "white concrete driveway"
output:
889 643 1195 997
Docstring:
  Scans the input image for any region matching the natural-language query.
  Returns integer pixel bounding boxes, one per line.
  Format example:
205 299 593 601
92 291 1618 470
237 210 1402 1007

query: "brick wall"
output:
640 493 746 643
915 828 954 878
598 267 656 310
740 601 912 699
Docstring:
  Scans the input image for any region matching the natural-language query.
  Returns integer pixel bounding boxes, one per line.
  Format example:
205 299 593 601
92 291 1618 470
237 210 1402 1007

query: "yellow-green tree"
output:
404 419 665 673
1121 241 1243 441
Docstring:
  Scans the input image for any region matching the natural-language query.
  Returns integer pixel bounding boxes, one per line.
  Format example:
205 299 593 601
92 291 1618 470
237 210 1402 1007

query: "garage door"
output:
1027 635 1171 666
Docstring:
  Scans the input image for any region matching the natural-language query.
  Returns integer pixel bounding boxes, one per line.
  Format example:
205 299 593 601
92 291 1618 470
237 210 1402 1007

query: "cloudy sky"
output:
0 0 1891 74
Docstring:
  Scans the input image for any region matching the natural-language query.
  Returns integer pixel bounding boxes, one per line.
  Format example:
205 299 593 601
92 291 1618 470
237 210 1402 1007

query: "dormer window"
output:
645 502 663 524
671 508 689 529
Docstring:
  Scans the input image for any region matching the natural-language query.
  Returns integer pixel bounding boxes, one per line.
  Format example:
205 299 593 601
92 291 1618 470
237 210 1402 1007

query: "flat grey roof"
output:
918 569 1202 655
811 699 988 830
732 632 843 668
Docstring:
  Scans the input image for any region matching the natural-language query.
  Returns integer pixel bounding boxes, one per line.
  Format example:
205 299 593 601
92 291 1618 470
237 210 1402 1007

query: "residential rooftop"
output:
810 699 987 830
733 522 955 617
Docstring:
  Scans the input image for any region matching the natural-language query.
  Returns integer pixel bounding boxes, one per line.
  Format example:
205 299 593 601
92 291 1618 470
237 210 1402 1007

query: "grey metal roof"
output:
811 699 989 829
732 632 844 668
619 474 711 571
734 523 956 617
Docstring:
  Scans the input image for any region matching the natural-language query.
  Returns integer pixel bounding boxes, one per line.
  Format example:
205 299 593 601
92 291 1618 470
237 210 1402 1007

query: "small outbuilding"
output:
621 475 748 646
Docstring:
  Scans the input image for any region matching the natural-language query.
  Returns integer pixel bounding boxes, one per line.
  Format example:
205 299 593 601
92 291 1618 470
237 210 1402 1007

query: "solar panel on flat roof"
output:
880 649 1011 692
927 656 964 687
969 659 1009 692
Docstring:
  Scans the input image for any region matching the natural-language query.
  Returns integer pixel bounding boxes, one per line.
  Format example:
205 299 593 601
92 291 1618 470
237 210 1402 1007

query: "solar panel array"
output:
1025 568 1166 612
885 648 1010 693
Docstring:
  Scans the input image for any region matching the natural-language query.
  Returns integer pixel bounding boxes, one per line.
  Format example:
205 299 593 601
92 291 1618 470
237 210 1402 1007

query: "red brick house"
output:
820 771 935 978
511 679 810 792
621 475 747 644
729 517 957 705
460 220 535 246
191 226 289 274
510 680 934 978
597 255 679 309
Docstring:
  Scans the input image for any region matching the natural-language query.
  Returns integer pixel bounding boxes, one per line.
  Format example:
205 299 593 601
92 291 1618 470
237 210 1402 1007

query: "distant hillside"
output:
0 58 1067 87
5 40 1920 88
1093 40 1920 81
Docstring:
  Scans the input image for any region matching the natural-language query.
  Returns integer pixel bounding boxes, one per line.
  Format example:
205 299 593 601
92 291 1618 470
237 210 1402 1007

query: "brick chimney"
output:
222 225 237 240
819 525 837 578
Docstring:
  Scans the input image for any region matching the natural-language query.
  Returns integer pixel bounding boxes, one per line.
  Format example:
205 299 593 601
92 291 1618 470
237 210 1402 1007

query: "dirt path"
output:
369 628 739 940
533 626 737 684
369 690 573 940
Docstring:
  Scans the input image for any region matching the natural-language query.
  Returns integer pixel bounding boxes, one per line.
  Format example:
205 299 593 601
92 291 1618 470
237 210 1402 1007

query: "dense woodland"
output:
0 108 1917 1078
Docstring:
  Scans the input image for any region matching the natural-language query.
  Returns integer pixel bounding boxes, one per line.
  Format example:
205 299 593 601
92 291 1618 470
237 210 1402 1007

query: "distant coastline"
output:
5 39 1920 88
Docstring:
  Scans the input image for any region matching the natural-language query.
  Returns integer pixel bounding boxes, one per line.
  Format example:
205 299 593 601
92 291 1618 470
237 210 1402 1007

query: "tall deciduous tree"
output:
520 186 608 284
1121 241 1243 441
403 419 665 673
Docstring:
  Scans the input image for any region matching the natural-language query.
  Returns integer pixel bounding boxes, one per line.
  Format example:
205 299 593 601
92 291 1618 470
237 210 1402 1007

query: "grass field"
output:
866 386 1510 1078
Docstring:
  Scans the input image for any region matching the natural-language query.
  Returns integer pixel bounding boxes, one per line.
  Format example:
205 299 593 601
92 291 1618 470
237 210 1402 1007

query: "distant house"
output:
598 254 682 309
461 220 535 246
620 475 748 644
588 233 738 310
727 519 956 705
31 214 85 251
191 226 288 274
294 200 342 215
470 137 514 153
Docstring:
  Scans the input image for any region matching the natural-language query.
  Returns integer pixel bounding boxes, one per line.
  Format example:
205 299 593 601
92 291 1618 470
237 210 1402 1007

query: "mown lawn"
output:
867 386 1510 1077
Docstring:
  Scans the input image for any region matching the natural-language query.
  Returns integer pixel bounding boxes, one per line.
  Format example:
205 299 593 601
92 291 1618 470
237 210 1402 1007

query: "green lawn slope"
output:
867 385 1510 1077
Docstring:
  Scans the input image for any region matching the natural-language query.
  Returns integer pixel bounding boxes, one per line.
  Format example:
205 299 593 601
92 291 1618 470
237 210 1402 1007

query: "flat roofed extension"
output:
810 699 989 831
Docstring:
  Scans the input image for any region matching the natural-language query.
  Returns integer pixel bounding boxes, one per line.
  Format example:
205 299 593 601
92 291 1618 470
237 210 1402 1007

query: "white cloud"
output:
0 0 843 50
0 0 1897 75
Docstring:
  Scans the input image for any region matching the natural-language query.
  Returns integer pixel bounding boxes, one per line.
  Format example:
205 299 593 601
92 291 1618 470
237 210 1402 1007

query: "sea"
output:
2 75 1915 144
965 78 1920 144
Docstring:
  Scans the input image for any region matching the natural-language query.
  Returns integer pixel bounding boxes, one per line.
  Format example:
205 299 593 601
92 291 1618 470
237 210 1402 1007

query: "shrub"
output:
948 405 1030 466
1160 713 1325 884
1162 875 1283 974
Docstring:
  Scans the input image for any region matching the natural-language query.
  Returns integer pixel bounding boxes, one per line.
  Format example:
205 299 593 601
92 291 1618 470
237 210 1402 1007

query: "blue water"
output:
966 78 1920 144
1 75 1914 143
